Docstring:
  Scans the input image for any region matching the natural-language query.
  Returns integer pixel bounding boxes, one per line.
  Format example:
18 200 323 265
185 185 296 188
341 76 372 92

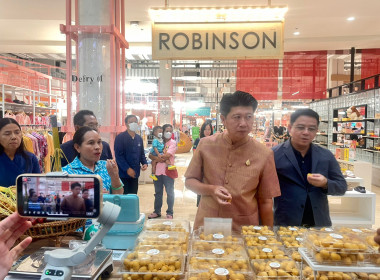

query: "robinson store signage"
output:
152 22 284 60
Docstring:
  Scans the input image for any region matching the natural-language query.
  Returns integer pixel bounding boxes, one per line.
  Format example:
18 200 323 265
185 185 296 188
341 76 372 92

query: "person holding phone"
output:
0 118 40 187
62 126 124 194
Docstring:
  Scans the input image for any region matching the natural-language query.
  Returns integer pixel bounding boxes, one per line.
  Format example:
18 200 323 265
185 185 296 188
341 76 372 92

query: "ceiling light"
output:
347 17 355 21
293 31 300 35
149 6 288 23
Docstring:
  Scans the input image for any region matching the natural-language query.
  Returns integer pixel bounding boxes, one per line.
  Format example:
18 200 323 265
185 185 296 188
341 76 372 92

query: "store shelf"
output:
333 132 365 135
364 149 380 153
298 248 380 273
363 136 380 138
314 142 328 146
316 132 328 135
344 177 364 184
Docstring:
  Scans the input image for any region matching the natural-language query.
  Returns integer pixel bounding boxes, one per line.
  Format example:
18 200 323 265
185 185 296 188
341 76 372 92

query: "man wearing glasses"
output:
60 110 113 167
272 109 347 227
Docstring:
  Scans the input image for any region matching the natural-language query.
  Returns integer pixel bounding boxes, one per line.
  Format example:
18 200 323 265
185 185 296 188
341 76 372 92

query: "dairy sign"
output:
152 22 284 60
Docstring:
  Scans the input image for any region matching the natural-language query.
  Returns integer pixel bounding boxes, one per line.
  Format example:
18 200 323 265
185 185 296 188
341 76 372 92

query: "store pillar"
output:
158 61 173 126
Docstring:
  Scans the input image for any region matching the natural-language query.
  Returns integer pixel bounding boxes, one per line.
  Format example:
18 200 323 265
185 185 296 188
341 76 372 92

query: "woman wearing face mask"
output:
62 126 123 194
114 115 148 194
148 124 177 219
0 118 40 187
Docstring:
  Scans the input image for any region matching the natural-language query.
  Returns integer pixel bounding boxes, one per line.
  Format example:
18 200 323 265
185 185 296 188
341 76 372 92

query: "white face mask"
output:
157 133 163 138
164 132 172 139
128 122 139 132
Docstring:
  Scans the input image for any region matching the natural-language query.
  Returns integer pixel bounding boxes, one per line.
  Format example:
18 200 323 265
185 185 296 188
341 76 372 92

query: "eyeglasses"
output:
294 126 317 132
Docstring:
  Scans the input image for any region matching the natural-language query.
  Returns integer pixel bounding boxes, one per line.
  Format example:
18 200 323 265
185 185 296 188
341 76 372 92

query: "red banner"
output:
282 51 327 100
236 59 279 100
361 48 380 89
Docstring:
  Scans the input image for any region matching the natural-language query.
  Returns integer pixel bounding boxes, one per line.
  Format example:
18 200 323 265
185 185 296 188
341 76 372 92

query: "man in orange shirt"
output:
185 91 281 231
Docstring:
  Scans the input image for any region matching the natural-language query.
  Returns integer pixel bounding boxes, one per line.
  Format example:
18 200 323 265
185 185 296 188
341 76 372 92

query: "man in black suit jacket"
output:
272 109 347 227
61 110 113 167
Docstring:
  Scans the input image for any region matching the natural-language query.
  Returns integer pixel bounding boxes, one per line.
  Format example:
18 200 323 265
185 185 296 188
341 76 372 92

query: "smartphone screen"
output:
17 175 101 218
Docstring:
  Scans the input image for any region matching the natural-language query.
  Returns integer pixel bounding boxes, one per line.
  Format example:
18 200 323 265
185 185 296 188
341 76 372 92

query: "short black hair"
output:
162 124 173 133
73 110 96 126
125 115 137 124
71 182 82 190
82 189 89 193
220 90 258 117
152 125 162 136
200 121 213 138
290 109 320 125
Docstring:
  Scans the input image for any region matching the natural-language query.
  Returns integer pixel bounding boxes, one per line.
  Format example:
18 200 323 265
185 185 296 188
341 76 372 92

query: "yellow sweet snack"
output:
145 220 189 233
188 268 250 280
191 241 247 259
244 235 282 246
241 225 275 236
356 273 380 280
189 257 250 273
247 245 288 260
280 235 304 248
291 251 301 262
306 232 370 265
138 231 189 253
251 260 299 278
197 232 240 243
276 226 308 237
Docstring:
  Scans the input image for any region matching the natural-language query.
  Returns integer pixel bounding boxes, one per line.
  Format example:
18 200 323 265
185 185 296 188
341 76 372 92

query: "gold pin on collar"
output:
246 159 250 166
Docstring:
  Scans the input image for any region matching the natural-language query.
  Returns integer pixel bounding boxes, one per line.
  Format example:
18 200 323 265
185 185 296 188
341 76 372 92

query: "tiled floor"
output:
138 151 380 229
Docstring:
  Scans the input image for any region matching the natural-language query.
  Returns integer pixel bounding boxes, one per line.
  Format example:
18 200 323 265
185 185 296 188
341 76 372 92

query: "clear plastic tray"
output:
144 219 190 233
241 225 275 236
186 266 253 280
244 235 283 246
305 232 372 265
190 240 247 259
246 245 288 260
276 226 308 237
251 259 300 279
192 227 242 243
334 226 376 235
137 230 189 253
362 232 379 251
303 270 358 280
280 235 305 248
188 256 251 274
122 245 184 278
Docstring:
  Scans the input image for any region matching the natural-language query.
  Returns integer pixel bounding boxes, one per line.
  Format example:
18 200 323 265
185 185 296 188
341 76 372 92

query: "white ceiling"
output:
0 0 380 59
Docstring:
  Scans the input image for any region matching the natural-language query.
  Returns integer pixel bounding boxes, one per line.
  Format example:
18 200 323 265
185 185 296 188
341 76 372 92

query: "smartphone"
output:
16 174 102 219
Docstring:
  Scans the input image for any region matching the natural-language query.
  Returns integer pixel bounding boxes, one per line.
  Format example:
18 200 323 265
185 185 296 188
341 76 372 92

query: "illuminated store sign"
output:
152 22 283 60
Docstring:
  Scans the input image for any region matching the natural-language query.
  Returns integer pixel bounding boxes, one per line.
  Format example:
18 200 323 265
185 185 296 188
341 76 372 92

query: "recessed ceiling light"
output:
347 17 355 21
293 31 300 35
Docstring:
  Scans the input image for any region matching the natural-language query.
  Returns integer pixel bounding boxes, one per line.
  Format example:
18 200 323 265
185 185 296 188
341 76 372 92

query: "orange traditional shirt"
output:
185 132 281 232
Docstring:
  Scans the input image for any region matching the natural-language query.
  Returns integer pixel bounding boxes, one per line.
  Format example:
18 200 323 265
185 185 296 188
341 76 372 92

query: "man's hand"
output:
106 159 119 178
212 186 232 205
141 164 148 171
0 212 33 280
307 173 328 188
127 168 136 178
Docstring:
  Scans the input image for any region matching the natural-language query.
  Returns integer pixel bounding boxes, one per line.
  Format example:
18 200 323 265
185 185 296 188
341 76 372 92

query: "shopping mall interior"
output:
1 1 380 278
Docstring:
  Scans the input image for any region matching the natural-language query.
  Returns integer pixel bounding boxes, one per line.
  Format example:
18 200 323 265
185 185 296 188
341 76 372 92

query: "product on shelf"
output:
241 225 275 236
144 219 190 233
303 270 357 280
290 250 302 262
246 245 288 260
244 235 282 246
334 227 376 235
187 266 252 280
192 228 241 243
356 272 380 280
276 226 308 237
190 240 247 259
279 235 304 248
122 245 184 280
251 259 299 279
305 232 371 265
137 230 189 253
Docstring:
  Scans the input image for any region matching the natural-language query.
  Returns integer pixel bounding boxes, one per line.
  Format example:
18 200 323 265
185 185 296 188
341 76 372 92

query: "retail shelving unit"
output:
299 248 380 280
1 83 57 124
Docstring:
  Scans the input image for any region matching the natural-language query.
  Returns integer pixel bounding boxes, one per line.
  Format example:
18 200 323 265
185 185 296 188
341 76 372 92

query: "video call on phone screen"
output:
21 176 97 217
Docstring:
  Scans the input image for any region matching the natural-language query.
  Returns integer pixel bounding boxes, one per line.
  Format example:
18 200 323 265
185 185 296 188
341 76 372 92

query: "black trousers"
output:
121 177 139 194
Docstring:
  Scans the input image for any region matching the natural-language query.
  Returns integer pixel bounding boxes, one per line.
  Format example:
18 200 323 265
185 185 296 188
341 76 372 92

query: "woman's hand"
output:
106 159 119 179
212 185 232 205
0 213 33 279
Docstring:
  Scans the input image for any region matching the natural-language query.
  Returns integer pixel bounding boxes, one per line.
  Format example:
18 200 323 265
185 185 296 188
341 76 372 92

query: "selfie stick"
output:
40 201 121 280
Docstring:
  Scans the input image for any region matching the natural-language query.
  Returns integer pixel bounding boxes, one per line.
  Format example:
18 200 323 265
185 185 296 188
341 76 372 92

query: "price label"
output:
352 229 363 233
147 249 160 255
163 221 173 226
213 234 224 239
212 248 225 255
253 226 262 230
296 237 304 242
262 248 272 253
258 236 267 241
269 262 281 268
330 233 343 239
289 227 298 231
158 234 170 239
214 268 229 276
